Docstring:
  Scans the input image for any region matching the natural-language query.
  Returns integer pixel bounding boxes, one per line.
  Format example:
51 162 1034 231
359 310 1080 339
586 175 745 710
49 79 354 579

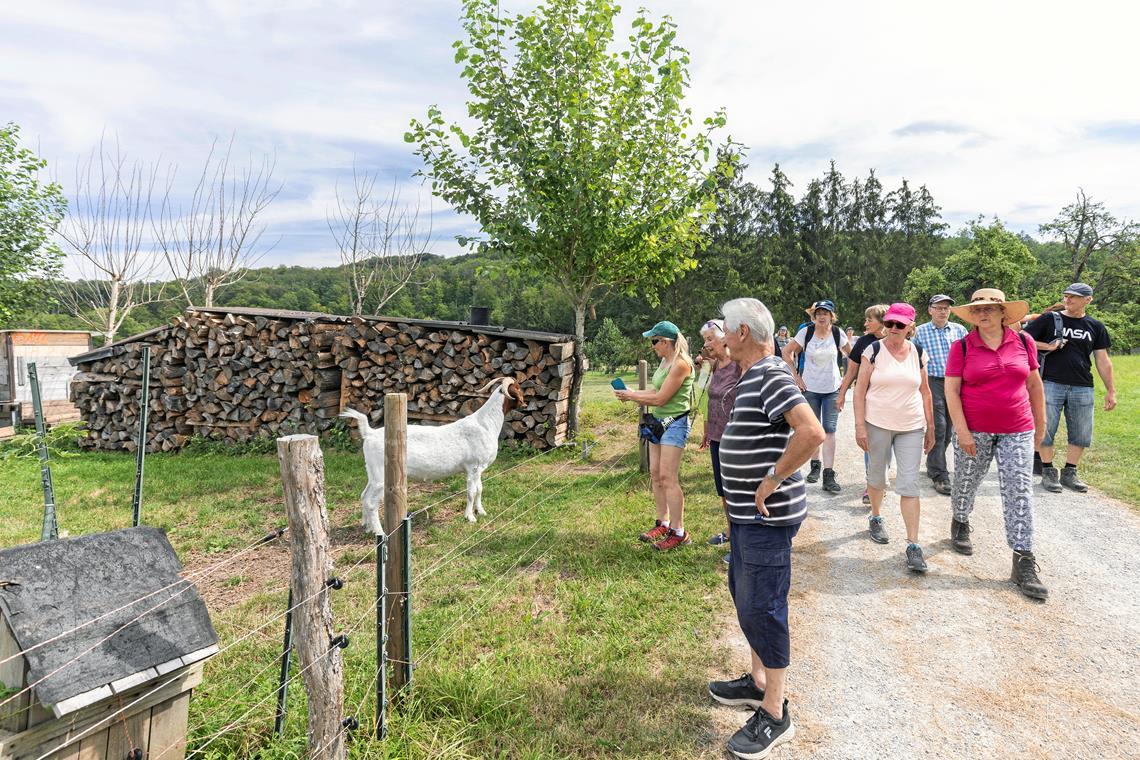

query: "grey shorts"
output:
865 423 924 497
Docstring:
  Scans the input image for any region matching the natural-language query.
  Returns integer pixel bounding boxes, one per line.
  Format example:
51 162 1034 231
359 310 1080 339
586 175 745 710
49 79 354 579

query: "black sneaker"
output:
727 700 794 760
1060 467 1088 493
709 674 764 709
822 468 840 493
906 544 928 573
1041 466 1062 493
708 531 730 546
868 516 889 544
950 519 973 555
1012 550 1048 601
805 460 822 483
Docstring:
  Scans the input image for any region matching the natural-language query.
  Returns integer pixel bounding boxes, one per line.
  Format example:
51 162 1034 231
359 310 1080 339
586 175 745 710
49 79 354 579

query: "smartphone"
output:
610 377 627 390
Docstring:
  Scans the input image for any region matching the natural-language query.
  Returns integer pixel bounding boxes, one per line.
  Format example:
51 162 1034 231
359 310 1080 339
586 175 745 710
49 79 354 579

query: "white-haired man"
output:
708 297 825 760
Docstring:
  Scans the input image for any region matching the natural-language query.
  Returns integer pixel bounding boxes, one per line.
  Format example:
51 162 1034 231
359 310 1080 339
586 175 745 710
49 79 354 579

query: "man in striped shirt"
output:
708 298 825 760
913 294 968 495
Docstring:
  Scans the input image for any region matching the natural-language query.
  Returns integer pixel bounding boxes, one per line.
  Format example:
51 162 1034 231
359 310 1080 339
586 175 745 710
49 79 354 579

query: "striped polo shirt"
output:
718 356 809 526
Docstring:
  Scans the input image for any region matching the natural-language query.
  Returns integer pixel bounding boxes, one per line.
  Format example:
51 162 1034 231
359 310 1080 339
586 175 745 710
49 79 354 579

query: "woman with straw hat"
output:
944 289 1049 600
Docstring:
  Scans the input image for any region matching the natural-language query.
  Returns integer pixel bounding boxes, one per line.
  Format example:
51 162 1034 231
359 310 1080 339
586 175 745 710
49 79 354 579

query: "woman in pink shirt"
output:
945 289 1048 601
854 303 935 573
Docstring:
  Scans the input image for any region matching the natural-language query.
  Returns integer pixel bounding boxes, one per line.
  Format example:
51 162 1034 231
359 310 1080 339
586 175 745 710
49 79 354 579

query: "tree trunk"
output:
567 300 587 436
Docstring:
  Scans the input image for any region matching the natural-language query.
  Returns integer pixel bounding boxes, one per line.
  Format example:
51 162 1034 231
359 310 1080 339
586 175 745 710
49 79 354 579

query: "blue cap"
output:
642 320 680 340
805 300 837 317
1064 282 1093 297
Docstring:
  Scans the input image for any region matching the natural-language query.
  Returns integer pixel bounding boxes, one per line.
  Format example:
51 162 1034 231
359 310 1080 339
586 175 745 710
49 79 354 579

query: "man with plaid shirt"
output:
913 294 968 495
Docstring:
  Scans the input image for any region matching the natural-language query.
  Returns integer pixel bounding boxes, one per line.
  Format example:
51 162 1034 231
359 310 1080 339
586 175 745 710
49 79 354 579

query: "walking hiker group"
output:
613 282 1117 760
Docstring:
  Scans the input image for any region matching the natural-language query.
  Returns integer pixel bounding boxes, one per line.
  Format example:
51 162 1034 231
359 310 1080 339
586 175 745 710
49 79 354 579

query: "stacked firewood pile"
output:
333 317 575 448
70 308 576 452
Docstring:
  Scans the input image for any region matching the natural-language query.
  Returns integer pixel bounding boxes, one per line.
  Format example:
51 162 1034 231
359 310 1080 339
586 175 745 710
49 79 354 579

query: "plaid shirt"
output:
914 320 968 377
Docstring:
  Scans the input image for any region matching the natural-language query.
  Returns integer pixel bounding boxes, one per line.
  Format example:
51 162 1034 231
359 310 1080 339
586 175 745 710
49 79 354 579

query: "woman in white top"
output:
782 300 851 492
854 302 935 573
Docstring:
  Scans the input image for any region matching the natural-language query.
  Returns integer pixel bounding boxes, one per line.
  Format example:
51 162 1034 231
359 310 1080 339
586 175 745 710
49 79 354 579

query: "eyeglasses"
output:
703 320 723 331
883 320 908 330
970 305 1002 314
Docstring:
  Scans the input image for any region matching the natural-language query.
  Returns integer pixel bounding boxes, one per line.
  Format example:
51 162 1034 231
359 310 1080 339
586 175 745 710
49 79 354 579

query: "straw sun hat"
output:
950 288 1029 327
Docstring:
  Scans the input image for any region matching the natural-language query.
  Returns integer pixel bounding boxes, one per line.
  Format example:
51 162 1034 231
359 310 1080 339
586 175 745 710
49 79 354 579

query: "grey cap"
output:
1064 282 1093 297
929 294 954 306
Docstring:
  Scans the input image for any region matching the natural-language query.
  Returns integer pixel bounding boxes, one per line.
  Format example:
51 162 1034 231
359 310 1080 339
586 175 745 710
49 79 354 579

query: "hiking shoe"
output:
868 516 889 544
805 460 822 483
933 478 951 496
906 544 928 573
639 524 669 542
950 519 973 555
709 673 765 709
727 701 794 760
861 490 870 505
654 529 692 551
1012 550 1048 601
1041 466 1062 493
708 531 730 545
723 552 731 565
1060 467 1088 493
822 468 840 492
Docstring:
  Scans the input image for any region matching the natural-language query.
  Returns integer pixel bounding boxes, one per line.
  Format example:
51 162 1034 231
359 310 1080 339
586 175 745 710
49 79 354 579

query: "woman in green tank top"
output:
614 320 694 551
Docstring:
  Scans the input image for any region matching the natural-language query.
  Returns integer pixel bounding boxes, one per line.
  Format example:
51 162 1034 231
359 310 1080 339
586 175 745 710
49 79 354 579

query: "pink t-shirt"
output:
862 341 927 431
945 328 1039 434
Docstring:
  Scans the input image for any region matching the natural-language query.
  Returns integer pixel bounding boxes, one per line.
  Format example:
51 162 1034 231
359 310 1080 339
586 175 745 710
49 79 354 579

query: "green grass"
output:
1048 353 1140 506
0 373 739 759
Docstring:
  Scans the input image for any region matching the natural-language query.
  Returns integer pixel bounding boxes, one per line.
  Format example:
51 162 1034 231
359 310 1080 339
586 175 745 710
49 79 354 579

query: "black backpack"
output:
795 324 844 373
1037 311 1064 371
868 339 925 365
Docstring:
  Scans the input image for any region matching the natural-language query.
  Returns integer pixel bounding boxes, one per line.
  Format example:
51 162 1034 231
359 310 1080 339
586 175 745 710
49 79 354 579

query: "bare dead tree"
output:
1040 188 1138 285
56 137 167 344
327 168 432 316
156 135 281 307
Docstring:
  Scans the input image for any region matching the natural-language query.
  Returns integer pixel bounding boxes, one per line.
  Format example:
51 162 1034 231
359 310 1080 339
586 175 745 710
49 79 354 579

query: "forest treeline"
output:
17 160 1140 355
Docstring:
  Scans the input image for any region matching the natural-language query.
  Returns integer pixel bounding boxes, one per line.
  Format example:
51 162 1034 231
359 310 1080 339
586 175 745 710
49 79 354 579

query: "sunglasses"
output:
883 320 908 330
650 338 664 345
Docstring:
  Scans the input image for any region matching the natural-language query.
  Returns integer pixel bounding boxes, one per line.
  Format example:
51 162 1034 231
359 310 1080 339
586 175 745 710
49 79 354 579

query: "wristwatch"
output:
765 466 782 487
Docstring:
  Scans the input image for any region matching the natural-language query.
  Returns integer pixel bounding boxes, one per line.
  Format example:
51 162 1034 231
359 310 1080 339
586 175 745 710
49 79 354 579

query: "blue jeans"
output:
1042 381 1094 449
804 390 839 434
727 522 800 669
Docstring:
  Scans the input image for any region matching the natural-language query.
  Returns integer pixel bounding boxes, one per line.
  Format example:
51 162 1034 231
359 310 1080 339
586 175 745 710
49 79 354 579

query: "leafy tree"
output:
1039 188 1138 301
903 219 1036 305
0 123 67 326
405 0 736 432
585 317 636 373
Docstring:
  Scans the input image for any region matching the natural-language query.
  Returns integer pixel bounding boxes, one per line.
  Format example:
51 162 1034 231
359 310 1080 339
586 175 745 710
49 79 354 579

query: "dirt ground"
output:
707 399 1140 758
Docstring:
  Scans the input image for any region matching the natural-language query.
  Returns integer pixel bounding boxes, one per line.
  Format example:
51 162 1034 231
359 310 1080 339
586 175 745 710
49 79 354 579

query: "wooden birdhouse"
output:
0 527 218 760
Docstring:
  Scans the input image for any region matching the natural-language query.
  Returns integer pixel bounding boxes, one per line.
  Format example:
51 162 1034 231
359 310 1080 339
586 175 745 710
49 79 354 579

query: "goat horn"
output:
474 376 516 395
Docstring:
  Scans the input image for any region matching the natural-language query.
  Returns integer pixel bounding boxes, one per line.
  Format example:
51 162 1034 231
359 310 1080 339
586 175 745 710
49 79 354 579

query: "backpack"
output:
795 324 844 374
1037 311 1064 371
957 330 1032 363
868 340 925 365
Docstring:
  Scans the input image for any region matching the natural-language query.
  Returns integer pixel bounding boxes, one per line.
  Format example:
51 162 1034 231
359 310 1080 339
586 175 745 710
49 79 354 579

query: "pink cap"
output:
883 302 917 325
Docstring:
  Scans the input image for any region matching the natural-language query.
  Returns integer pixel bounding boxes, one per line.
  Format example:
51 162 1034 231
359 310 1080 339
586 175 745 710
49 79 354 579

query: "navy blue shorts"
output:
727 522 800 670
710 440 724 497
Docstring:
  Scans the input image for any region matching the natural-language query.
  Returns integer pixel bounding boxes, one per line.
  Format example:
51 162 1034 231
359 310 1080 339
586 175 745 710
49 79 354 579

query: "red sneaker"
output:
640 524 670 542
654 530 692 551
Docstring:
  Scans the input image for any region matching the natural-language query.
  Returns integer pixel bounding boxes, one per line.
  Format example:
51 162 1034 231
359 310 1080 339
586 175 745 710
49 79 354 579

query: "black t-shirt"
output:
850 333 880 368
1024 312 1110 387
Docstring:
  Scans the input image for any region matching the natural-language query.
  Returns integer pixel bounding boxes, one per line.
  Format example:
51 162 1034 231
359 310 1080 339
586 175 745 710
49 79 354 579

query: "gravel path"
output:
708 397 1140 758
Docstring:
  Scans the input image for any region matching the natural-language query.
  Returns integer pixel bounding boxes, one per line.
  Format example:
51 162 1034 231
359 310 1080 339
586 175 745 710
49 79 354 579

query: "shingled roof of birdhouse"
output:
0 527 218 717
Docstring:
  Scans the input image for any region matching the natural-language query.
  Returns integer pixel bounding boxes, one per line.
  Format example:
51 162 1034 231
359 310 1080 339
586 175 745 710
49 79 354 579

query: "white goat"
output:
341 377 525 533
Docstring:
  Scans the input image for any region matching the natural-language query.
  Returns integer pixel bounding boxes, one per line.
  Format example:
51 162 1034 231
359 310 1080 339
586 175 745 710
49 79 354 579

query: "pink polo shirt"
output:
945 328 1039 434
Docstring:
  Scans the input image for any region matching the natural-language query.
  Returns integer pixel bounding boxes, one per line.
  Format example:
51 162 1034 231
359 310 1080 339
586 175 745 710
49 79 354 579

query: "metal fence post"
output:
273 589 294 736
28 363 58 541
376 529 388 739
401 515 412 690
132 346 151 527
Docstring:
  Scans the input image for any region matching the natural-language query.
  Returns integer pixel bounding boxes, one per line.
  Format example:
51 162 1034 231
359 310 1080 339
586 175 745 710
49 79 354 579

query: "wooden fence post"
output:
637 360 649 474
383 393 410 696
277 434 345 760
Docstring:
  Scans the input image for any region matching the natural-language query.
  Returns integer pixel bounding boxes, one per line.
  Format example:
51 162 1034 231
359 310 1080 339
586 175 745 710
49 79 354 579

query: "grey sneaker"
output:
933 479 951 496
805 460 822 483
1041 466 1062 493
869 516 889 544
950 519 973 555
906 544 928 573
709 673 765 709
1012 550 1048 600
822 468 841 492
1060 467 1088 492
723 552 731 566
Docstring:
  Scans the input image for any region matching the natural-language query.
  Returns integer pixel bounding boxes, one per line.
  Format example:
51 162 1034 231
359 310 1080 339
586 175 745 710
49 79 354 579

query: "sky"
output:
4 0 1139 275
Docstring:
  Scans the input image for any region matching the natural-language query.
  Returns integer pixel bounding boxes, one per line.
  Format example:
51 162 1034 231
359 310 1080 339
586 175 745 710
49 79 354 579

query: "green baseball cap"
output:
642 320 680 340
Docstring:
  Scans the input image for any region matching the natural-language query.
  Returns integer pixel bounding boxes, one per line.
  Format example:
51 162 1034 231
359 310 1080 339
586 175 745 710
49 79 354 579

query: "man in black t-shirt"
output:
1023 282 1116 493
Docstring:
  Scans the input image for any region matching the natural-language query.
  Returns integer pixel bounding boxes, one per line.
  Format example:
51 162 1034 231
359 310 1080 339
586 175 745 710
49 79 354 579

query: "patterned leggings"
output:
951 430 1035 552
